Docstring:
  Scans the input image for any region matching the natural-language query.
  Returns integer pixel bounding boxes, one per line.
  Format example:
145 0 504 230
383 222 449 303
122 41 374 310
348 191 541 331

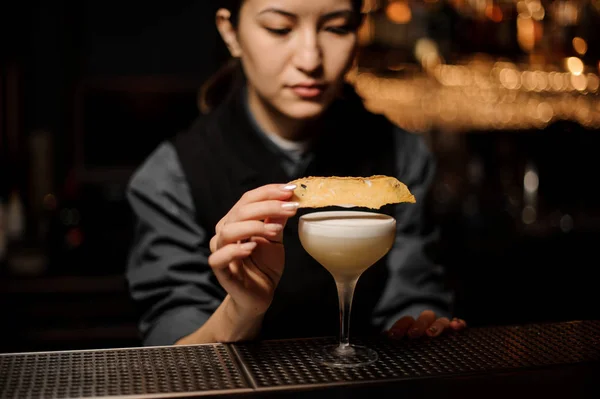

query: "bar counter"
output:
1 320 598 398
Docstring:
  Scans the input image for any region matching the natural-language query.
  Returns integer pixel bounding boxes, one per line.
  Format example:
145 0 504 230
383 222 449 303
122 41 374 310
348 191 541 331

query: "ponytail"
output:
197 58 244 114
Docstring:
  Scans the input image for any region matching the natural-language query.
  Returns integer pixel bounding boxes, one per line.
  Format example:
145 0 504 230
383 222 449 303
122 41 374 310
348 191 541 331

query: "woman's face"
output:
219 0 359 121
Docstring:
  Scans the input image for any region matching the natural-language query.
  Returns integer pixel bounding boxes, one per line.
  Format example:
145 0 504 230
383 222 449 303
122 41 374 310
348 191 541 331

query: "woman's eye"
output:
266 27 291 36
326 26 351 35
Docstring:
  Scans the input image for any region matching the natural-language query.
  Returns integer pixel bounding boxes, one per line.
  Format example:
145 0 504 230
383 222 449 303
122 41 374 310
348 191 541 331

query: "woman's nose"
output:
293 31 322 75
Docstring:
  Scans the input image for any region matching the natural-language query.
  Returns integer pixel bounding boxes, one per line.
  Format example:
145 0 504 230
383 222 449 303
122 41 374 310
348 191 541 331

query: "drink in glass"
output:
298 210 396 367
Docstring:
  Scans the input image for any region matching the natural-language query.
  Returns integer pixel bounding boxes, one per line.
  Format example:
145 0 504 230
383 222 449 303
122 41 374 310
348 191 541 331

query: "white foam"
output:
299 211 395 238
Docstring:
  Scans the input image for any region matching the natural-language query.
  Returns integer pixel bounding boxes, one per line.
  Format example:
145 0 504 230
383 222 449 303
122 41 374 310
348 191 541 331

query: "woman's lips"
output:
290 84 326 99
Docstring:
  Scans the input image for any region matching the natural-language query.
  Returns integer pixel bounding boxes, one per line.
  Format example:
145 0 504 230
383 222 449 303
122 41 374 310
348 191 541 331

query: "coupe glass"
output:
298 211 396 367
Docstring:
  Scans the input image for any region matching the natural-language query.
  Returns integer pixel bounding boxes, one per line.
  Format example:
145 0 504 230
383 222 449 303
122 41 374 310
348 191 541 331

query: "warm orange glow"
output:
386 1 412 24
530 1 545 21
518 1 545 20
587 74 600 92
517 16 536 52
361 0 380 13
499 68 521 90
486 4 503 22
571 74 587 91
572 37 588 55
566 57 584 76
351 59 600 133
358 14 375 46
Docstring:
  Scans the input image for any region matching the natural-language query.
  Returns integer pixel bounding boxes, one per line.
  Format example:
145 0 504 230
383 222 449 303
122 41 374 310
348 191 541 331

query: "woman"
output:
126 0 466 346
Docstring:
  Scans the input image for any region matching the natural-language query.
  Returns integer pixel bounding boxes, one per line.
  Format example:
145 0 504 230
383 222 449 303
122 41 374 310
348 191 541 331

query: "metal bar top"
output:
1 320 599 399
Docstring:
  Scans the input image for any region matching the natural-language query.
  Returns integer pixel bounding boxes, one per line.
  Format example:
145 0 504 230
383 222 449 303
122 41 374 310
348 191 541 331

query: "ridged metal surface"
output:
0 321 598 398
233 320 600 389
0 344 250 398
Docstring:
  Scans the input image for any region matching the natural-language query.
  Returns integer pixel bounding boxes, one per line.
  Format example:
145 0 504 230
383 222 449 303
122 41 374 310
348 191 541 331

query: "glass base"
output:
311 344 378 368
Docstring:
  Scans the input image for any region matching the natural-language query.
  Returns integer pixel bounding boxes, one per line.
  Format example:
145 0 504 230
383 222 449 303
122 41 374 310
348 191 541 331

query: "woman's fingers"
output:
217 220 283 248
217 185 296 231
407 310 436 338
264 217 288 243
426 317 450 337
213 184 298 245
388 316 415 339
388 313 467 340
228 259 244 282
209 235 218 253
450 317 467 330
243 255 278 291
214 200 297 248
233 200 299 223
236 184 297 207
208 241 257 270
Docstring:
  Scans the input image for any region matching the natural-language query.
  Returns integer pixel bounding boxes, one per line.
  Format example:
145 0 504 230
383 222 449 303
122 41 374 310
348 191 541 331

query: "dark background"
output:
1 0 599 353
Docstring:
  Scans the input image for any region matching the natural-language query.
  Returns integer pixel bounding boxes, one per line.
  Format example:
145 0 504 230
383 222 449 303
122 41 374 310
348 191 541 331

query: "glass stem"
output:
336 279 357 350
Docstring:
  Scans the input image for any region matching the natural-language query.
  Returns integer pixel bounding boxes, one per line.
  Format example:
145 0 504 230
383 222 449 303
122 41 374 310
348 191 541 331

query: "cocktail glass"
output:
298 211 396 367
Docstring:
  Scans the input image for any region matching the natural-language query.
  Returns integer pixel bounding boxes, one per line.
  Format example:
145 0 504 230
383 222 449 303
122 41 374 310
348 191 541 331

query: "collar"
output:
210 83 369 191
212 86 291 191
241 88 312 164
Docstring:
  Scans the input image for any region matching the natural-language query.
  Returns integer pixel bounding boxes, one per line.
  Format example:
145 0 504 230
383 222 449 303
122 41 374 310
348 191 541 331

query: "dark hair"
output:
199 0 364 114
219 0 364 30
222 0 243 27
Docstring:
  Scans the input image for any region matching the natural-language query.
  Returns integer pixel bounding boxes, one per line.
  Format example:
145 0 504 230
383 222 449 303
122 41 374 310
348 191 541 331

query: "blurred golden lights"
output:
588 74 600 92
348 58 600 133
572 37 588 55
358 14 375 45
361 0 380 13
386 1 412 24
566 57 584 76
517 0 545 20
485 4 503 22
517 16 537 52
571 74 587 91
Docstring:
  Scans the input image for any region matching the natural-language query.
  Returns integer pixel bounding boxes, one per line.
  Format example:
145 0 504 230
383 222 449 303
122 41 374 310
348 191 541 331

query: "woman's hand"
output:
208 184 299 318
386 310 467 339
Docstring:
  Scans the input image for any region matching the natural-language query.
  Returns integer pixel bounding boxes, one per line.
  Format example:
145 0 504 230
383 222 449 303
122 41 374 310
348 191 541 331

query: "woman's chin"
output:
281 100 330 120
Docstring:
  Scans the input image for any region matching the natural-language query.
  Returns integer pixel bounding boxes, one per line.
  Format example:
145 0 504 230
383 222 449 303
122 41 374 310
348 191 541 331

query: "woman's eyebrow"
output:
320 9 354 21
257 7 296 18
257 8 354 20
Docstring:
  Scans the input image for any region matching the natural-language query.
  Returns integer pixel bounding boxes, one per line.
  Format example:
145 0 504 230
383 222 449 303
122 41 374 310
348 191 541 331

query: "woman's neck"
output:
246 85 319 142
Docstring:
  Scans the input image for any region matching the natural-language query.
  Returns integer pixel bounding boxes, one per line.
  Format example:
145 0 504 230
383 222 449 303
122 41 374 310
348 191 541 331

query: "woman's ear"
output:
216 8 242 57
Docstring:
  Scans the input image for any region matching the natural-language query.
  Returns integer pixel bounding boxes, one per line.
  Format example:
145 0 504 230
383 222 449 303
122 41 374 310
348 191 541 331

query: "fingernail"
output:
265 223 283 232
281 184 297 191
282 202 300 210
240 242 257 250
427 326 438 336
